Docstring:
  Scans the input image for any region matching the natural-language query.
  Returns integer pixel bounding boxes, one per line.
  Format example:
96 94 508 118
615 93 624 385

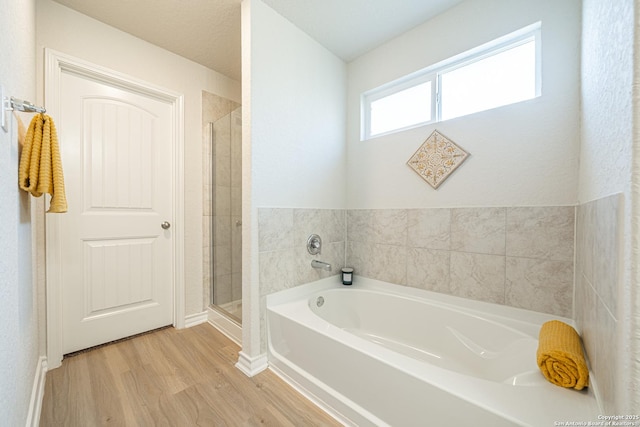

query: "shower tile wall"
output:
347 206 575 317
575 194 620 414
202 91 241 311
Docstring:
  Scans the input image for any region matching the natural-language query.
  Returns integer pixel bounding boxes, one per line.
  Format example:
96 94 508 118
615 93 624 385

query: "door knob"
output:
161 221 171 230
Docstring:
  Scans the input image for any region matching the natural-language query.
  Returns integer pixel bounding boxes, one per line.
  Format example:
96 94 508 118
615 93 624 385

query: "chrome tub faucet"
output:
311 259 332 271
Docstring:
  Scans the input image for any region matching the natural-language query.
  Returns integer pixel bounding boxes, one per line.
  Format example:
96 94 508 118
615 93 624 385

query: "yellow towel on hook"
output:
536 320 589 390
18 113 68 213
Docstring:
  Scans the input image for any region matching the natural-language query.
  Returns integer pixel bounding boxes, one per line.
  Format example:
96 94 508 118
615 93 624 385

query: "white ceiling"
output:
52 0 464 81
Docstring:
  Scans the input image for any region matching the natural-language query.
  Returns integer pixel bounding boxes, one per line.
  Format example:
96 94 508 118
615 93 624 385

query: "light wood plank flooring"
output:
40 324 342 426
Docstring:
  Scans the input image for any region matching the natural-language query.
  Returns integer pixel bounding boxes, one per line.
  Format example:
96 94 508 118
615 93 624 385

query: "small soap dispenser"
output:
341 268 354 285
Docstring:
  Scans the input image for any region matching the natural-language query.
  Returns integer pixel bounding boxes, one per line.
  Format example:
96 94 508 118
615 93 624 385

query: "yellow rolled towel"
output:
18 113 67 213
536 320 589 390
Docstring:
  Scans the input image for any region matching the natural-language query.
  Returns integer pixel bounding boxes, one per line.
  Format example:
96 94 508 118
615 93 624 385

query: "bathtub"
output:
266 276 600 426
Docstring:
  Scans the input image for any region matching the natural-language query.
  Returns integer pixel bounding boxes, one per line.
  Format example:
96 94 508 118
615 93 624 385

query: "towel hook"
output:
10 97 46 114
1 84 46 133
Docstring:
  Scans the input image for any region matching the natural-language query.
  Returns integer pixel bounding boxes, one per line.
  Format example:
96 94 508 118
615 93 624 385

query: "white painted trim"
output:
184 311 208 328
25 356 47 427
235 351 268 377
173 92 186 330
44 48 185 368
207 307 242 346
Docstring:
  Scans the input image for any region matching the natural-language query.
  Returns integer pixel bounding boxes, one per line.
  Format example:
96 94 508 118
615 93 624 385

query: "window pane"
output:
441 40 536 121
370 81 432 136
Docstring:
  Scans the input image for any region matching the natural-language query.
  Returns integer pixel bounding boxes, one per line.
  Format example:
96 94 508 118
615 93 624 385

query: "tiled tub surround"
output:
258 208 347 351
258 206 575 319
256 204 624 410
575 194 620 413
258 208 347 294
347 206 575 317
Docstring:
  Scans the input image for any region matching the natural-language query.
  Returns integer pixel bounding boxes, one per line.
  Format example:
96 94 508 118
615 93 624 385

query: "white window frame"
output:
361 21 542 141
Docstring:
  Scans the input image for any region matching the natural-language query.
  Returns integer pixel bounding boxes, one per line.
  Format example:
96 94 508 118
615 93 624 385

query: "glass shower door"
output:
207 103 242 323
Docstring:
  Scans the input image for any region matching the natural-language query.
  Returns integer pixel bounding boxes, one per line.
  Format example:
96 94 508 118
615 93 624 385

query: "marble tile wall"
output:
346 206 575 316
257 205 576 352
258 208 346 351
258 208 346 294
257 206 575 317
575 194 620 413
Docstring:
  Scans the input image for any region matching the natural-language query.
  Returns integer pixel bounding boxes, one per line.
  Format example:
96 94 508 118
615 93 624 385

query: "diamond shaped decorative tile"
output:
406 130 469 189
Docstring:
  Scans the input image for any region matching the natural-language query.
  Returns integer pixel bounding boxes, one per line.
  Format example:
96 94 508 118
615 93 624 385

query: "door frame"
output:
44 49 185 369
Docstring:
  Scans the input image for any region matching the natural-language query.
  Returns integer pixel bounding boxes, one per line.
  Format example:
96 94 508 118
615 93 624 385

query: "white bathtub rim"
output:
267 276 600 425
268 275 576 327
266 275 343 306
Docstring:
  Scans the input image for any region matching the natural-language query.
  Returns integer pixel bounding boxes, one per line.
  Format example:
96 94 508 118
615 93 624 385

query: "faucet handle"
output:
307 234 322 255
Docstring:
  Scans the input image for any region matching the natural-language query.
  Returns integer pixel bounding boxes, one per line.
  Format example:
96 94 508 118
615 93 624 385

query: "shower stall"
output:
203 91 242 323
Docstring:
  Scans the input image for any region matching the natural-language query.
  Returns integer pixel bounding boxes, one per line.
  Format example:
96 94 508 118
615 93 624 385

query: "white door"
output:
56 68 174 354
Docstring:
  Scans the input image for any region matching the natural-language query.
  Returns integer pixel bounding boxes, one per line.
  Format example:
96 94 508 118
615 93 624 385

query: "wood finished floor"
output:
40 324 342 427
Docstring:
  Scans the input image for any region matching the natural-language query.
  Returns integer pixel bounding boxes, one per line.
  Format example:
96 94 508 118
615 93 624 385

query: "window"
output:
370 80 434 136
362 22 541 140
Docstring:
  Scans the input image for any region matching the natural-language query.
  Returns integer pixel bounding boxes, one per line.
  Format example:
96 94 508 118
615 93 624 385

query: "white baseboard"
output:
184 311 208 328
235 351 268 377
25 356 47 427
207 306 241 346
